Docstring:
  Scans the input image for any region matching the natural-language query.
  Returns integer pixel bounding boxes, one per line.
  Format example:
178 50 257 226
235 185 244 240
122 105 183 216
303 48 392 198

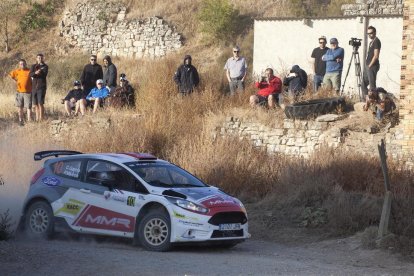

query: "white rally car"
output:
20 151 249 251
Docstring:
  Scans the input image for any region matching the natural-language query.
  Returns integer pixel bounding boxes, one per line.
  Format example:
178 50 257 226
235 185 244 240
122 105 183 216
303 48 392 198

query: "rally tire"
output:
284 97 345 119
24 201 55 239
138 210 172 252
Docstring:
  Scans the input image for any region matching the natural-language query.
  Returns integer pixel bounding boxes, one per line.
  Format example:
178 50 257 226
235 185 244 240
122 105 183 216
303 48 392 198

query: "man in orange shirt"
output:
9 59 32 126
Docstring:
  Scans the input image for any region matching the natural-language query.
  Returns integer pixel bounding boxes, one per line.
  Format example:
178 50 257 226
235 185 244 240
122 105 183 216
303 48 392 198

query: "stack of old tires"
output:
284 97 346 119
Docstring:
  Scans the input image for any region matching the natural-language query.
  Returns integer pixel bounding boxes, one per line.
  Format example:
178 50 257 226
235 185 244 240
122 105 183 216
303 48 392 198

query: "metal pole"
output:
377 139 392 240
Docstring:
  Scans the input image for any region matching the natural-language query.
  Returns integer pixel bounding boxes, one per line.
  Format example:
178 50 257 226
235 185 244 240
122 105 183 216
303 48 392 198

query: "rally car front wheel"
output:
138 210 172 252
24 201 54 238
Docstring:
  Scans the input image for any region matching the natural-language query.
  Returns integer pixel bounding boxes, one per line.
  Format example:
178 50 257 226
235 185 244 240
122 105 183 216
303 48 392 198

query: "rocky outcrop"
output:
342 0 404 16
59 1 182 58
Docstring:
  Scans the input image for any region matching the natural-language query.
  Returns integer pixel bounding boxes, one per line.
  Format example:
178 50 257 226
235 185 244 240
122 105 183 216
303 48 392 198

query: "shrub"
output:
197 0 239 42
0 209 13 241
19 0 63 33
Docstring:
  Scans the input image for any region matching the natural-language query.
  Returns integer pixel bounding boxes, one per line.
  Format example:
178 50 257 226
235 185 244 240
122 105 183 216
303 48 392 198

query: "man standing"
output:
80 54 103 97
311 36 328 93
9 59 32 126
30 53 48 121
224 46 247 95
173 54 200 95
250 68 282 108
362 26 381 99
322 38 344 94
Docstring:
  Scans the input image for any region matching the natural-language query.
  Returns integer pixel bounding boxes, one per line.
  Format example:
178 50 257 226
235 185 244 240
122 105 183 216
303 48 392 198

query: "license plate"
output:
219 223 241 231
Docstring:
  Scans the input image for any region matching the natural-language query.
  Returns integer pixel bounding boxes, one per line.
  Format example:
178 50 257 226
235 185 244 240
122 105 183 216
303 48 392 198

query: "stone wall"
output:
218 115 412 167
59 1 182 58
342 0 404 15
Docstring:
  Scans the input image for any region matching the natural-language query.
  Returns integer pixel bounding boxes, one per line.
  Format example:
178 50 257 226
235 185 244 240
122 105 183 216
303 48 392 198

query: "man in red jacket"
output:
250 68 282 108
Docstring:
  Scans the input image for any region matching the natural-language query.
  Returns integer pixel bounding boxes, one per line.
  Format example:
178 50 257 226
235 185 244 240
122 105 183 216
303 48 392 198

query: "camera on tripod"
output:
349 38 362 48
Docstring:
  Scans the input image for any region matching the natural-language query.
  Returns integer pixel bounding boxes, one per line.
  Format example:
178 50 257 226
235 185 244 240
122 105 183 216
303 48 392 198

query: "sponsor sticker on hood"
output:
169 187 237 207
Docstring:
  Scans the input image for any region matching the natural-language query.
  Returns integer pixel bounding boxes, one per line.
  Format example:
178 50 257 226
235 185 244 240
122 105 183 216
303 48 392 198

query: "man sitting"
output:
62 80 86 116
283 65 308 101
106 73 135 108
363 87 396 120
86 79 109 113
250 68 282 108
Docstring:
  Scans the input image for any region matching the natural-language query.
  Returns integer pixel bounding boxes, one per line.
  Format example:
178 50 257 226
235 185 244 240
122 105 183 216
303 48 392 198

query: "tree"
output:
0 0 19 52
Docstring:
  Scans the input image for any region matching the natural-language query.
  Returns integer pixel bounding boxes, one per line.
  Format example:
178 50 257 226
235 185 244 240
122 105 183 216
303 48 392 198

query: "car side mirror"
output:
101 180 115 191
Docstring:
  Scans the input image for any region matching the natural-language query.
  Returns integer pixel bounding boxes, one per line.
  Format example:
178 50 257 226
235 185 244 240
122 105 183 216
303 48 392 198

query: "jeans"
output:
229 79 244 95
313 74 324 93
362 64 380 99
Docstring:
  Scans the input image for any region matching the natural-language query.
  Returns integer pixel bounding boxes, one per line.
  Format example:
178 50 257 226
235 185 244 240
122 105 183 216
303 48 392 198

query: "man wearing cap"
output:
224 46 247 95
173 55 199 95
311 36 329 93
30 53 48 121
107 74 135 108
62 80 86 116
9 59 32 126
322 38 344 94
80 54 103 97
86 79 109 114
362 26 381 99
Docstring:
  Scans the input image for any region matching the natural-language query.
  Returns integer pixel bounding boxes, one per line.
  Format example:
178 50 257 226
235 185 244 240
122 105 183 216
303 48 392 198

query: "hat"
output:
96 79 104 84
330 38 338 44
73 80 81 86
119 73 127 81
318 36 326 41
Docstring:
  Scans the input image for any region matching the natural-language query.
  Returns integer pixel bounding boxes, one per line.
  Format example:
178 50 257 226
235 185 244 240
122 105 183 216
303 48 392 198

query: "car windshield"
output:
125 162 208 188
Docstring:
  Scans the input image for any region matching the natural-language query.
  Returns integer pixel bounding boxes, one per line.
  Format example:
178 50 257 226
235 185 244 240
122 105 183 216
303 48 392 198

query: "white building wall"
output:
253 16 402 96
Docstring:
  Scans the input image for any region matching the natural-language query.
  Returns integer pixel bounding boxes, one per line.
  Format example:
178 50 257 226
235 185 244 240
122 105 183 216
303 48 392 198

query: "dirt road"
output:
1 234 413 276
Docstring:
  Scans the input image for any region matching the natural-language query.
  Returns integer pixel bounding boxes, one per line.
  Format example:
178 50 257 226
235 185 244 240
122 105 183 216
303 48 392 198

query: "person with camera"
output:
30 53 48 121
250 68 282 108
224 46 247 95
363 87 395 121
173 54 199 95
86 79 109 114
106 73 135 108
9 59 32 126
362 26 381 99
283 65 308 101
62 80 86 117
311 36 329 93
322 38 344 94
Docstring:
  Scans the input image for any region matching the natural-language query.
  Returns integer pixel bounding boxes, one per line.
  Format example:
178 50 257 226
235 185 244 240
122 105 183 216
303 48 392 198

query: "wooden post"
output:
377 139 392 239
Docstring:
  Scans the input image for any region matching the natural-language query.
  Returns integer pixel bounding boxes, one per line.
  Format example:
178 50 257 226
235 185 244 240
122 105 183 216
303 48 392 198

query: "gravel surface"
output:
1 235 413 276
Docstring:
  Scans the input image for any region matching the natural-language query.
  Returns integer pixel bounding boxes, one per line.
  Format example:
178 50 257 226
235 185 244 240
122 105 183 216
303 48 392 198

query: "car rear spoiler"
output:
34 150 83 161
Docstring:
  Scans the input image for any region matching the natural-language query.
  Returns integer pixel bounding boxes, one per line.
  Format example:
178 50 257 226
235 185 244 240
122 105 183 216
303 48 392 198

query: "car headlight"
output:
173 198 209 214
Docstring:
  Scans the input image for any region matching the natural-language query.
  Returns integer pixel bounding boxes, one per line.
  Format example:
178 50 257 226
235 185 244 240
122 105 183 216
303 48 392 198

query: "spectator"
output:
86 79 109 114
311 36 328 92
80 54 103 97
363 87 396 121
9 59 32 126
361 26 381 99
62 80 86 116
173 55 199 95
283 65 307 99
250 68 282 108
106 73 135 108
224 46 247 95
103 55 117 93
30 53 48 121
322 38 344 94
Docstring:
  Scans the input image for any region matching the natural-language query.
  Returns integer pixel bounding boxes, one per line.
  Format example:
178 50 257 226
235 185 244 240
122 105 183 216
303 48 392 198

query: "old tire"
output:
138 210 172 252
284 97 346 119
24 201 54 239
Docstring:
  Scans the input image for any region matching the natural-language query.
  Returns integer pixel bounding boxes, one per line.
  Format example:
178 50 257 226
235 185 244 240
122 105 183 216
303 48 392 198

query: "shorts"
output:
257 94 279 106
15 92 32 109
86 98 105 108
32 88 46 105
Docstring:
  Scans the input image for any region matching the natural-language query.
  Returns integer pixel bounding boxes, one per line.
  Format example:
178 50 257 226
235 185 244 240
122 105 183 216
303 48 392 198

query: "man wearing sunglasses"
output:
80 54 103 97
311 36 328 93
224 46 247 95
362 26 381 99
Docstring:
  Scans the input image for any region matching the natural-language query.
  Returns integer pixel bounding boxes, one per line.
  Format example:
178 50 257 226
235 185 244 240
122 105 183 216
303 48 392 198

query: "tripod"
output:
341 46 363 101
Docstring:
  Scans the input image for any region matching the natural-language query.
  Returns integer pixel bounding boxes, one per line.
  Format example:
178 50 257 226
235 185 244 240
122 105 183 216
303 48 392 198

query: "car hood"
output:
166 187 240 208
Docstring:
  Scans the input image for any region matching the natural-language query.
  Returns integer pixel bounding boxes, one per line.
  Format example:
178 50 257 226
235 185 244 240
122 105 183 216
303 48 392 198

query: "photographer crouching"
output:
250 68 282 108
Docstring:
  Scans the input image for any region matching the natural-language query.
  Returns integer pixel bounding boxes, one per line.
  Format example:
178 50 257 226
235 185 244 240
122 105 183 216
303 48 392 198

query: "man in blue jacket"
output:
322 38 344 94
86 79 109 114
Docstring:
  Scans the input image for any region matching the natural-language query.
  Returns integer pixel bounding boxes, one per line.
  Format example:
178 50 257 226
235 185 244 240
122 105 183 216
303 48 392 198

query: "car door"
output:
68 159 143 237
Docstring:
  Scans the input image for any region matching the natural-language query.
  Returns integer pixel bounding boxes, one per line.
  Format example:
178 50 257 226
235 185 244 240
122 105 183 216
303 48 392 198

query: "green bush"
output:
197 0 239 42
19 0 63 33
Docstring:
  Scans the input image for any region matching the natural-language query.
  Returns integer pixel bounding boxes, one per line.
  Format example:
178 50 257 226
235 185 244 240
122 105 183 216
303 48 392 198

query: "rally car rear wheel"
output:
25 201 54 238
138 210 172 251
